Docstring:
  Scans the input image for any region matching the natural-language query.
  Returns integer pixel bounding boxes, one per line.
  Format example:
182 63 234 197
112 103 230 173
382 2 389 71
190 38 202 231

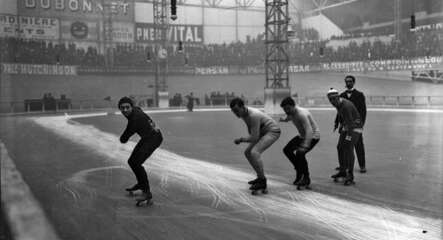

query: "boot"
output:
344 172 355 186
331 171 346 179
136 191 153 206
125 183 141 192
297 176 311 186
248 178 260 185
250 178 267 190
293 173 303 185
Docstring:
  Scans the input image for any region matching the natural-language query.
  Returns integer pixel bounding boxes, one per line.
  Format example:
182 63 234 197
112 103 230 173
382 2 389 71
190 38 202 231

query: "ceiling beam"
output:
306 0 360 13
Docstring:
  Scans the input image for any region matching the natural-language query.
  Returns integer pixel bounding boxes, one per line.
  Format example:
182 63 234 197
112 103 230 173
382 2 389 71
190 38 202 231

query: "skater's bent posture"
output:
230 98 281 192
118 97 163 201
279 97 320 188
327 89 362 186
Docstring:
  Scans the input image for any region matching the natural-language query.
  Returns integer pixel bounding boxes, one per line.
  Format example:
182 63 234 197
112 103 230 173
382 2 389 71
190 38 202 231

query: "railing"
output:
297 96 443 108
0 99 115 114
1 96 442 114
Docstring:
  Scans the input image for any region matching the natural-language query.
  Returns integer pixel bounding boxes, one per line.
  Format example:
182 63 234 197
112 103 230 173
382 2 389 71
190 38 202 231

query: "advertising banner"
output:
135 23 203 43
111 22 134 43
194 66 229 75
322 56 443 72
61 20 98 41
1 63 77 75
18 0 134 21
0 14 59 40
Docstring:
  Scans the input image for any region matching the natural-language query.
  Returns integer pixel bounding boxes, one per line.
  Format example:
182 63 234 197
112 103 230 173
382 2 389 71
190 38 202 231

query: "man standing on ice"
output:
118 97 163 204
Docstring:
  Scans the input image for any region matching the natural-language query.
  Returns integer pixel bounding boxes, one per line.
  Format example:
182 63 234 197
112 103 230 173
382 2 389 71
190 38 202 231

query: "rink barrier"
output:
1 95 443 114
0 141 61 240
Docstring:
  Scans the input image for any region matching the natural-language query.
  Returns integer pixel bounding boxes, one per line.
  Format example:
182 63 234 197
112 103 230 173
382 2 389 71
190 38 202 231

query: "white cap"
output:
327 88 339 96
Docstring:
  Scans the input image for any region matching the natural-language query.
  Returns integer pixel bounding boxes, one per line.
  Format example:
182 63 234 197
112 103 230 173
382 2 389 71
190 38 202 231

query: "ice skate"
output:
296 176 311 190
248 178 260 185
125 184 142 195
292 173 303 185
136 191 153 206
343 173 355 186
250 178 268 195
331 171 346 182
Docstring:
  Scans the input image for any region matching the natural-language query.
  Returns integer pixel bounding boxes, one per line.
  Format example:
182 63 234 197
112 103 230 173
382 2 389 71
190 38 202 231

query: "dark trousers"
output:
128 131 163 193
337 131 361 176
355 134 365 169
283 136 319 178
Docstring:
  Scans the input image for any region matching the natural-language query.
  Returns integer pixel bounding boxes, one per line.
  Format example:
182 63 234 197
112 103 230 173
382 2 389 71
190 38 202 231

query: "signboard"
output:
135 23 203 43
194 66 229 75
18 0 134 21
322 57 443 72
61 20 98 41
111 22 134 43
1 63 77 75
0 14 59 39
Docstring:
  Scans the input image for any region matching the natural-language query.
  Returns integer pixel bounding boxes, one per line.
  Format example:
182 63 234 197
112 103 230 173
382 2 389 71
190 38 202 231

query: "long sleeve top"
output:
336 98 363 132
120 107 159 143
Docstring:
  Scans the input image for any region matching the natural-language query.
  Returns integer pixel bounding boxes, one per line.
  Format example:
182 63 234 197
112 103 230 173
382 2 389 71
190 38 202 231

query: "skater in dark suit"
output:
334 75 367 173
328 88 362 186
279 97 320 188
118 97 163 202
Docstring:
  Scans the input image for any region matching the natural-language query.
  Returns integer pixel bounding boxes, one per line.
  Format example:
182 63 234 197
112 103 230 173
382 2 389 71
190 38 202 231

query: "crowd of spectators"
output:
0 38 103 66
329 29 393 41
204 92 244 105
168 92 245 107
1 28 440 68
170 93 184 106
289 29 441 65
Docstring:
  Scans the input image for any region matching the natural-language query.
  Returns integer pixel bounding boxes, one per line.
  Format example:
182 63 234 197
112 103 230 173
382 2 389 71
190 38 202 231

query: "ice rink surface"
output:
0 107 441 240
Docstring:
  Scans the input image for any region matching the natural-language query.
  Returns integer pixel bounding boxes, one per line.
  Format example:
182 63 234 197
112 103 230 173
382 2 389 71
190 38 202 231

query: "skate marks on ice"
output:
31 115 441 240
55 166 128 207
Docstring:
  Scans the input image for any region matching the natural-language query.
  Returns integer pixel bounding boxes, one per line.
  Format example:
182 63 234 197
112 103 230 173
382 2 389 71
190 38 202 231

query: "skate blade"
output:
136 199 153 207
333 177 345 182
251 189 268 195
297 185 311 190
344 181 355 186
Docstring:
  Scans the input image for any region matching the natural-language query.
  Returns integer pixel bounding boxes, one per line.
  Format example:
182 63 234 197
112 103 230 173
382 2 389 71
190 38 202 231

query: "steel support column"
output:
265 0 289 89
264 0 290 114
153 0 169 107
102 0 114 68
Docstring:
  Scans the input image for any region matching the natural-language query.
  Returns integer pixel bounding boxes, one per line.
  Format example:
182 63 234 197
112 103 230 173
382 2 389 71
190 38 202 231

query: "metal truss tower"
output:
153 0 169 107
393 0 402 40
102 1 114 67
265 0 289 89
264 0 291 114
